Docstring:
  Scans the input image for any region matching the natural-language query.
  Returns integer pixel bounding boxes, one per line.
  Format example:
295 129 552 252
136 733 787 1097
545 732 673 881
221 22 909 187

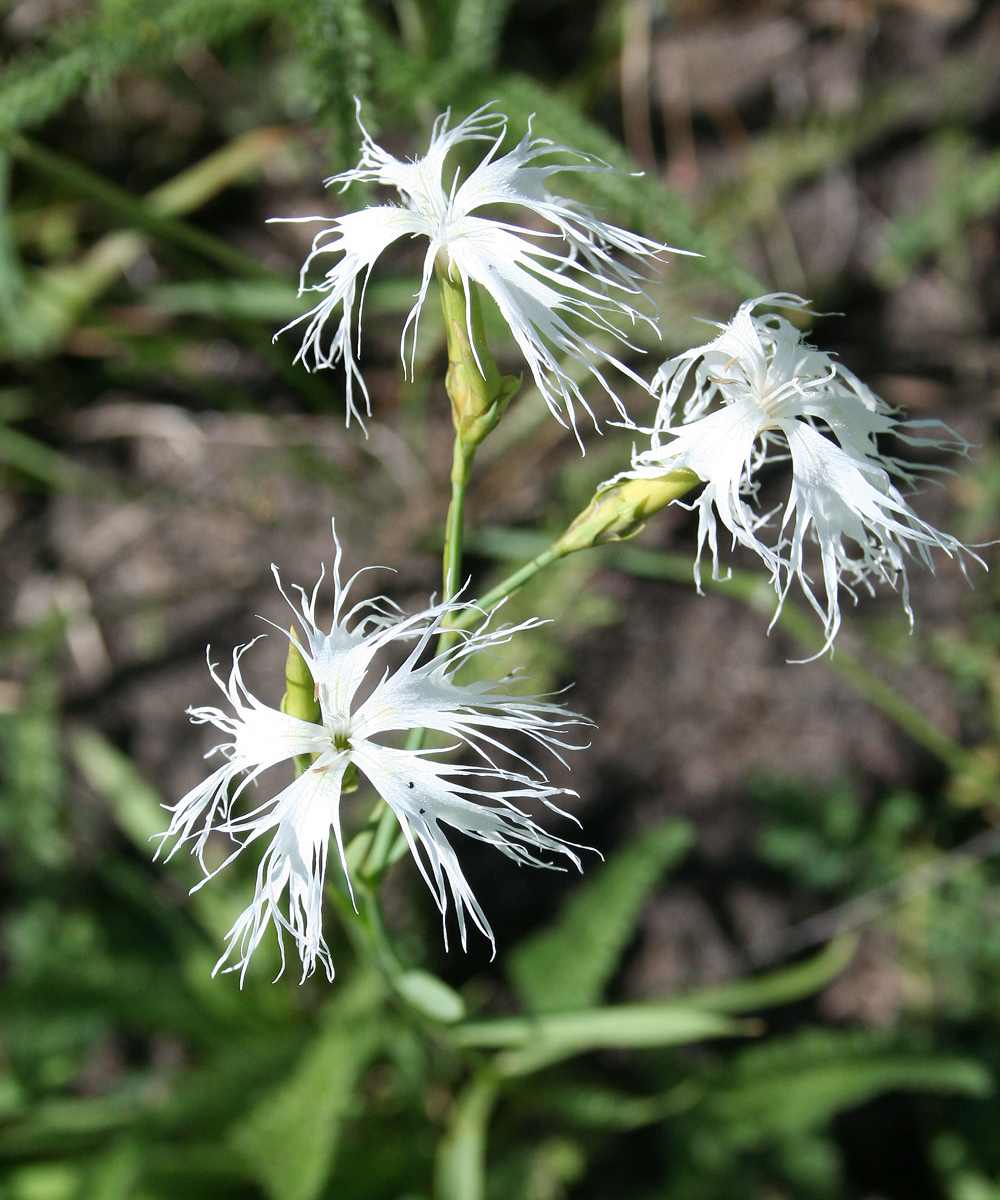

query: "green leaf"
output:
453 1003 755 1076
433 1076 498 1200
680 935 858 1014
507 820 694 1012
451 0 517 73
531 1082 698 1130
0 420 96 492
394 970 466 1024
297 0 374 169
0 0 280 136
69 728 175 852
0 650 68 868
697 1029 993 1151
69 727 236 942
2 127 290 360
453 1004 752 1050
77 1139 141 1200
230 971 386 1200
0 147 24 325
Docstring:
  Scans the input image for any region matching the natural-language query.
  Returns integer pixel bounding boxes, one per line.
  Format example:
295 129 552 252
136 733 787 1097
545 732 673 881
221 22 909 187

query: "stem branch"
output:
444 437 476 605
454 544 566 629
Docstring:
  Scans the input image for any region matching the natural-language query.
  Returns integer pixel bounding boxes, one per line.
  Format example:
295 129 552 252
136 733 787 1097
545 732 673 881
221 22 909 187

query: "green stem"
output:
328 877 403 985
469 526 977 777
365 801 401 875
359 727 424 881
433 1072 500 1200
444 437 476 605
358 434 476 880
452 543 566 630
352 274 504 890
359 887 404 976
450 470 701 632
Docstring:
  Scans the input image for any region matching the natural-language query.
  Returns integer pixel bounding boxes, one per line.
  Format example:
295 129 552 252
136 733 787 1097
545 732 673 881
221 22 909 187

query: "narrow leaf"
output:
394 970 466 1024
699 1029 993 1150
453 1004 754 1077
433 1076 498 1200
507 820 694 1012
680 935 858 1013
230 971 385 1200
69 728 234 940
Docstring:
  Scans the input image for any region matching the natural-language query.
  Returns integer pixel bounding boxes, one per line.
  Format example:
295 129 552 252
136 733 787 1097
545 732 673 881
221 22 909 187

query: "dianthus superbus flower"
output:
624 294 981 654
158 530 588 983
274 103 681 434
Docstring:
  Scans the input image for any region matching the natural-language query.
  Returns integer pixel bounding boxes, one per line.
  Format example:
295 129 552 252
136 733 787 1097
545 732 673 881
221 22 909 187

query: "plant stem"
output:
364 801 401 876
353 274 505 887
359 724 425 882
360 435 475 880
444 437 476 604
450 470 701 631
433 1072 499 1200
452 543 566 629
469 525 978 777
359 886 404 976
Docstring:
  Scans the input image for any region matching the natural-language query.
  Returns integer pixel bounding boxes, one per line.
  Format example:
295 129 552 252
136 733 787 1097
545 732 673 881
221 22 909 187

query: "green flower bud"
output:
280 629 320 777
438 262 520 448
552 469 701 557
281 631 360 790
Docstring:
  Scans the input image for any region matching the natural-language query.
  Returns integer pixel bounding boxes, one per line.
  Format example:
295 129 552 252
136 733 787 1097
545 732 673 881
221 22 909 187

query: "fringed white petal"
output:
779 421 974 656
212 753 349 986
273 206 426 426
156 643 327 866
352 743 582 955
274 103 681 436
630 294 983 651
161 524 591 982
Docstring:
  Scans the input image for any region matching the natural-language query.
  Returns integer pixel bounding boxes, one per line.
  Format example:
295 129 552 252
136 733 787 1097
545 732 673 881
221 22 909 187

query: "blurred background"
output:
2 0 1000 1197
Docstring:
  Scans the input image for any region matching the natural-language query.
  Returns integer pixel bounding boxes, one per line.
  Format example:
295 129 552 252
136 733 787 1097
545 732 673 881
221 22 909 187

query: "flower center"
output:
327 712 353 752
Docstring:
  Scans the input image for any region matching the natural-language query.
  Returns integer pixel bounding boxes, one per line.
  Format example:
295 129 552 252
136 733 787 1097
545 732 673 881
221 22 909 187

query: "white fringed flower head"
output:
273 102 682 436
158 528 589 984
625 293 982 654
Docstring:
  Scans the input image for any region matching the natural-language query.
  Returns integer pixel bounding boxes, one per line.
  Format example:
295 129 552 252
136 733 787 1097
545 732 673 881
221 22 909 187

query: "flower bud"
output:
552 469 701 557
281 628 320 724
281 629 360 788
438 262 520 447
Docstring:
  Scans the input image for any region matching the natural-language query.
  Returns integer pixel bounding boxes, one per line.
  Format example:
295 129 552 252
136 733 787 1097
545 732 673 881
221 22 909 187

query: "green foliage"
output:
450 0 518 75
651 1030 992 1200
879 135 1000 286
683 936 860 1014
454 1004 754 1078
507 820 694 1012
296 0 375 169
434 1076 498 1200
0 416 94 491
231 971 386 1200
0 149 23 325
908 867 1000 1022
394 969 467 1024
690 1028 990 1152
0 637 67 870
755 779 921 894
0 3 998 1199
0 0 281 135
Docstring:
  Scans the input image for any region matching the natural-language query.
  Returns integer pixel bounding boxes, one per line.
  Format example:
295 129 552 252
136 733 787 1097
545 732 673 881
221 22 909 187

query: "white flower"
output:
625 293 981 654
158 529 588 984
274 103 681 435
